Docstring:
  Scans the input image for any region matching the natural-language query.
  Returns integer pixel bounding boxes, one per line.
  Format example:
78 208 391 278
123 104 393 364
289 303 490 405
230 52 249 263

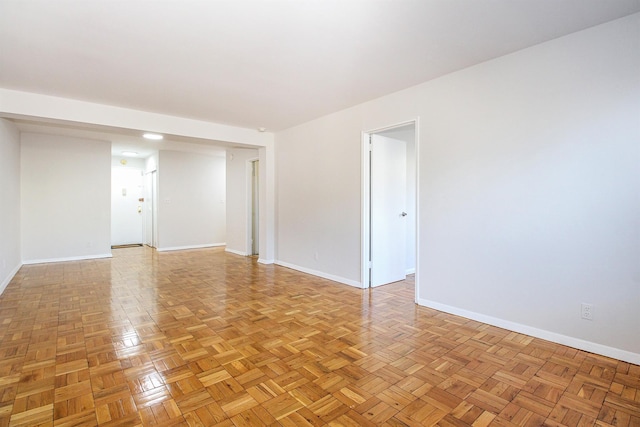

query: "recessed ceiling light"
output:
143 133 163 140
122 151 138 157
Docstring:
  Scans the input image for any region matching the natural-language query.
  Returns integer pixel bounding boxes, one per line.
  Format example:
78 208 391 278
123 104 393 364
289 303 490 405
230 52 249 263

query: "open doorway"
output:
249 159 260 256
362 121 418 297
144 170 158 248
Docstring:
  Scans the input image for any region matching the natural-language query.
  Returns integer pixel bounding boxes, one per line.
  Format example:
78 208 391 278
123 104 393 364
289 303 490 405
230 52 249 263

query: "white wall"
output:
0 119 21 293
226 148 259 256
21 133 111 263
275 14 640 362
258 143 276 263
112 156 146 170
276 109 363 284
156 150 226 250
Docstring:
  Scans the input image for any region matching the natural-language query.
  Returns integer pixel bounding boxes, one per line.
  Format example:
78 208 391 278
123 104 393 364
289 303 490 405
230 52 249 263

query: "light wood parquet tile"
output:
0 246 638 426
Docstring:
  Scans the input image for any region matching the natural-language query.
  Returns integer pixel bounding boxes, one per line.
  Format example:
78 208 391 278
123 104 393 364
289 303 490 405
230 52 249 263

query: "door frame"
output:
144 169 158 248
246 157 260 256
361 118 420 301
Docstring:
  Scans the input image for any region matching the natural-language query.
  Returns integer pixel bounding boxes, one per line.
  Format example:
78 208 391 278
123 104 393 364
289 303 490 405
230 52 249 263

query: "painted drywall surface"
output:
0 88 273 147
21 133 111 262
275 14 640 358
410 13 640 357
258 143 276 263
276 108 363 282
112 156 145 169
226 148 259 255
0 119 21 292
157 150 226 250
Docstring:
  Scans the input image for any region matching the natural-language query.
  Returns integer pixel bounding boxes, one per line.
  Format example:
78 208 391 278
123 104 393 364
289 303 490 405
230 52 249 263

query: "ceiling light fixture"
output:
122 151 138 157
143 133 163 140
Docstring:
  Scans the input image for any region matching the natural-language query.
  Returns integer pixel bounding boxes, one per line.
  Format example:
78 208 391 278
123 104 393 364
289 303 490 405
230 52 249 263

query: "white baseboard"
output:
258 258 274 265
275 260 362 288
0 262 22 295
156 243 225 252
406 267 415 275
418 298 640 366
225 248 249 256
22 253 113 265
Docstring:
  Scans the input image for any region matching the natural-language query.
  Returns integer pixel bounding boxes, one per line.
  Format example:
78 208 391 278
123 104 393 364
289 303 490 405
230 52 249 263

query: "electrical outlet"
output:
581 303 594 321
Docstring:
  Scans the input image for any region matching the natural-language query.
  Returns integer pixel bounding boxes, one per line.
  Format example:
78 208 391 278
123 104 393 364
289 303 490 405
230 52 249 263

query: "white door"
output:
111 168 143 246
370 134 407 287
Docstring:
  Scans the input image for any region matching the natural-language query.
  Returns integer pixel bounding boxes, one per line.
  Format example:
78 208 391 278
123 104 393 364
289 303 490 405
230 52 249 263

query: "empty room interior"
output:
0 1 639 426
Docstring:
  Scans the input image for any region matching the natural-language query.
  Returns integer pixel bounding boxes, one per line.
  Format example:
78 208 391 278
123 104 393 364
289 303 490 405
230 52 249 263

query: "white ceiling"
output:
1 0 639 147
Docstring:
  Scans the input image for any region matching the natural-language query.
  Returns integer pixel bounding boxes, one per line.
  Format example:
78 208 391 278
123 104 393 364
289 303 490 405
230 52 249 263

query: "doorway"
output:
111 166 144 246
362 121 418 296
249 159 259 256
144 170 158 248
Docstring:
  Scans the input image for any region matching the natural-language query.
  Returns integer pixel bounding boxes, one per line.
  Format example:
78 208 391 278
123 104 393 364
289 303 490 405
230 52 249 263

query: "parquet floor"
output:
0 247 638 427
